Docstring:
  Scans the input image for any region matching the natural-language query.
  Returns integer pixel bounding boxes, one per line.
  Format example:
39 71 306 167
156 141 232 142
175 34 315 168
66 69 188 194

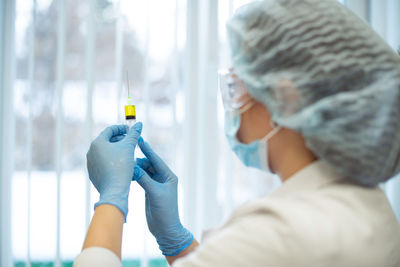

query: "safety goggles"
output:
218 68 253 111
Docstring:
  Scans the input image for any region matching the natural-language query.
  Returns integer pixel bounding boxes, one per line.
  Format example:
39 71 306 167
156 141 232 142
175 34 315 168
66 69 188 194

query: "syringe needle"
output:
124 70 136 128
126 71 130 98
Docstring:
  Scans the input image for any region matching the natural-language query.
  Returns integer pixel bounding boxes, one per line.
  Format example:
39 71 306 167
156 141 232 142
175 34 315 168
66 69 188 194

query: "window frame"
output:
1 0 16 266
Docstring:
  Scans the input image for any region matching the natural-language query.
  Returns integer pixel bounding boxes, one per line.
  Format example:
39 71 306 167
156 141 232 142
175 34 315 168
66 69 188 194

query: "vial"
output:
125 98 136 128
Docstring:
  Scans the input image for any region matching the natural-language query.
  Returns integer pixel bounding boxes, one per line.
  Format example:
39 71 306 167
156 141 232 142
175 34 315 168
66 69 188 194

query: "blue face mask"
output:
224 104 281 172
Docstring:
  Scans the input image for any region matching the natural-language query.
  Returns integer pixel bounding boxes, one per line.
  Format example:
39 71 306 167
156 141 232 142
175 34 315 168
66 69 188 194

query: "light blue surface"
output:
0 0 3 161
224 109 279 172
227 0 400 187
1 1 15 266
133 137 193 257
87 123 142 220
386 175 400 222
0 0 3 262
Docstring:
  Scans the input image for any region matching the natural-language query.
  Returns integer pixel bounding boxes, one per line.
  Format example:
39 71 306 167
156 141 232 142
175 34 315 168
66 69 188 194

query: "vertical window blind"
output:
1 0 399 266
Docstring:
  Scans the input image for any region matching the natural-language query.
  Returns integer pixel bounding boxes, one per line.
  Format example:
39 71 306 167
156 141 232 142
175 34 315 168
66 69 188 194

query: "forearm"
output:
165 238 199 265
82 204 125 259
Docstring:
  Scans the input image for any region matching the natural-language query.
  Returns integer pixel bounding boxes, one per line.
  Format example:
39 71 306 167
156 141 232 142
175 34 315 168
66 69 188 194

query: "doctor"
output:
75 0 400 266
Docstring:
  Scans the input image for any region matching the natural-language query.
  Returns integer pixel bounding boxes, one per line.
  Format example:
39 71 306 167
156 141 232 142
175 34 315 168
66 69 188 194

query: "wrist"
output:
93 204 125 223
165 238 199 265
83 204 124 259
156 226 194 256
95 194 129 222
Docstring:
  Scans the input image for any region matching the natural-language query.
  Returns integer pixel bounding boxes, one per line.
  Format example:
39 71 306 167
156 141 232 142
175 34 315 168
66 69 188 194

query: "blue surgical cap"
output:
226 0 400 187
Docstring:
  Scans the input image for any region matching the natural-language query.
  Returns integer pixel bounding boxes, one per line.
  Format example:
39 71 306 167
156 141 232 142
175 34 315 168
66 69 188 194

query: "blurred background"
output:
1 0 399 266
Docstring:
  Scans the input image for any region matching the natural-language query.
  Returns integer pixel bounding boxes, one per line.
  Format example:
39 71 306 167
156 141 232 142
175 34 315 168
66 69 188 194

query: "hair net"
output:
226 0 400 187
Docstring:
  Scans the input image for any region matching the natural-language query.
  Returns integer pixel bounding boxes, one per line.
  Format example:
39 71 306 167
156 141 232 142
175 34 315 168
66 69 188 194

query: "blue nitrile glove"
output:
133 137 194 256
86 123 142 221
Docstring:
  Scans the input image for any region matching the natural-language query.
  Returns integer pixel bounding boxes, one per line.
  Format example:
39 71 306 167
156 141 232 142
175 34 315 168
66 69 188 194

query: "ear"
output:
237 101 273 144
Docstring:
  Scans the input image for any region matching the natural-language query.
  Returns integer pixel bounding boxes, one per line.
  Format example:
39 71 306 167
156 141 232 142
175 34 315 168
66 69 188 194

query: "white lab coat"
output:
74 161 400 267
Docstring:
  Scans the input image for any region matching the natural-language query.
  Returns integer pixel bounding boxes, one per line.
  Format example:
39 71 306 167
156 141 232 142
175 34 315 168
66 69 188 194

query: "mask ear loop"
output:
261 120 281 142
238 100 256 114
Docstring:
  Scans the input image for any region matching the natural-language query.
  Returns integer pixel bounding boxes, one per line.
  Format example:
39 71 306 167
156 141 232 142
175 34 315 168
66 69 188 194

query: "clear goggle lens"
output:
218 68 252 111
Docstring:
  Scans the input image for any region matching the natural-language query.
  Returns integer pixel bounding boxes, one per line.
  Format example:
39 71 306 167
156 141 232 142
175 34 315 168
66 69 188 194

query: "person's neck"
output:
275 154 317 182
270 131 317 182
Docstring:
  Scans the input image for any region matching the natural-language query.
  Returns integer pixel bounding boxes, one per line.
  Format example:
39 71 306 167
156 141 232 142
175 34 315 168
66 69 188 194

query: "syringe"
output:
125 72 136 128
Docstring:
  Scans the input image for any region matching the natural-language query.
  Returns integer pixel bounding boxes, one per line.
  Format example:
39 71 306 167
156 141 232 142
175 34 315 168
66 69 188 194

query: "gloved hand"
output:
87 123 142 221
133 137 193 256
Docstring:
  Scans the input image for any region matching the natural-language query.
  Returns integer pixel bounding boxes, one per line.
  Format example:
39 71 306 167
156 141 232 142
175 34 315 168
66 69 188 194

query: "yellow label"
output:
125 105 136 116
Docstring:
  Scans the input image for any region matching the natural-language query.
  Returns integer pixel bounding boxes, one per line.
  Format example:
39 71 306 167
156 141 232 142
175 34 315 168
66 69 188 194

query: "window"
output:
1 0 399 266
12 0 187 265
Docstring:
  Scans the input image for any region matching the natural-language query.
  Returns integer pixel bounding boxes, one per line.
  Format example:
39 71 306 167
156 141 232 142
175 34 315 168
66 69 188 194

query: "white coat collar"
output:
272 160 346 196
